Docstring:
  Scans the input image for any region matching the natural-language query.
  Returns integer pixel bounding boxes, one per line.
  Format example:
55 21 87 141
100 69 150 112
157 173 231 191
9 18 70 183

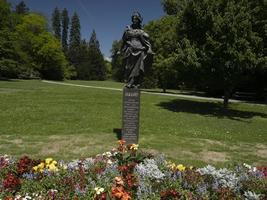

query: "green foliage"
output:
15 1 29 15
52 7 61 40
86 30 106 80
0 0 11 29
104 60 112 79
145 16 180 90
15 14 67 80
110 40 124 82
177 0 267 105
61 8 69 54
146 0 267 103
0 30 19 78
75 31 107 80
32 32 67 80
68 12 81 68
161 0 187 15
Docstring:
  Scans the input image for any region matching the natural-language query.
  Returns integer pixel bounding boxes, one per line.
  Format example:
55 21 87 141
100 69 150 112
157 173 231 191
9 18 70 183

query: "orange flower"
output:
118 140 126 146
4 197 13 200
111 186 124 199
111 186 131 200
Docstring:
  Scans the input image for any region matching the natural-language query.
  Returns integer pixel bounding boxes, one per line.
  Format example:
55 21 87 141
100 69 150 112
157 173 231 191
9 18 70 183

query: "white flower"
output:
252 167 257 172
244 191 261 200
15 195 22 200
103 151 112 157
107 159 113 164
243 163 252 170
94 187 104 195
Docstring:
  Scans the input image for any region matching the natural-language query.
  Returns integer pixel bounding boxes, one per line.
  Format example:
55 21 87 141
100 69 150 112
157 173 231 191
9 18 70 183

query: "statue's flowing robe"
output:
121 26 152 87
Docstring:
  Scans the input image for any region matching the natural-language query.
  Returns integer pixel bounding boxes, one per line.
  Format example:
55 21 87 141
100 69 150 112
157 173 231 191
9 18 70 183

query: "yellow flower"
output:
45 158 53 165
130 144 139 150
33 166 38 171
38 162 45 169
48 164 58 172
177 164 186 171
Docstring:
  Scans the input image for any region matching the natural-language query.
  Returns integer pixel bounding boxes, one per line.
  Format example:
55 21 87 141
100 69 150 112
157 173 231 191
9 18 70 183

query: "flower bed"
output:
0 140 266 200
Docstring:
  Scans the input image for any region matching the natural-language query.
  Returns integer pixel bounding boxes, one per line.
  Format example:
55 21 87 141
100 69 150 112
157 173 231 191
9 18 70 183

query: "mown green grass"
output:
0 80 266 167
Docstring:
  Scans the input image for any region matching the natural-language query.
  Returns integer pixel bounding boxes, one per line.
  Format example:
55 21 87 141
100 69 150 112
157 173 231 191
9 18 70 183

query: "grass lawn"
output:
0 79 266 167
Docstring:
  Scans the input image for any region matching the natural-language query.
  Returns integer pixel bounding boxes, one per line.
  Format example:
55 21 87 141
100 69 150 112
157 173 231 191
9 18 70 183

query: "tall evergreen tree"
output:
68 12 81 67
61 8 69 53
87 30 106 80
52 7 61 40
89 30 100 50
15 1 29 14
77 39 90 79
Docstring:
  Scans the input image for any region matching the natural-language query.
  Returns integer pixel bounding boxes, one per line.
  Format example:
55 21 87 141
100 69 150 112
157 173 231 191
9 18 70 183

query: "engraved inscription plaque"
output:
122 88 140 144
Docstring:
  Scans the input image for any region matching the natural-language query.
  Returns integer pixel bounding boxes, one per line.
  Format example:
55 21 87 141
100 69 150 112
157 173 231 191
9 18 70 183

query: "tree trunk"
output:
223 89 230 108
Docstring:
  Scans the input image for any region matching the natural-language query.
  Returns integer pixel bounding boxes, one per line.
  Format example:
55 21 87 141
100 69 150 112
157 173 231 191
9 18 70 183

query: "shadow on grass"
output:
113 128 122 140
0 78 20 82
157 99 267 121
141 89 208 97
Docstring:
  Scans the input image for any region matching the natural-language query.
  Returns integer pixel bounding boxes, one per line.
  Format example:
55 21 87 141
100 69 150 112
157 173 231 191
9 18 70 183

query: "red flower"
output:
160 189 181 200
17 156 39 175
95 192 107 200
125 173 137 189
4 197 13 200
3 173 21 192
257 166 267 178
118 165 128 173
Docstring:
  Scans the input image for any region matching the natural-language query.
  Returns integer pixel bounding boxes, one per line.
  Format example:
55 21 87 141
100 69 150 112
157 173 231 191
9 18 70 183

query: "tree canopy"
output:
0 1 69 80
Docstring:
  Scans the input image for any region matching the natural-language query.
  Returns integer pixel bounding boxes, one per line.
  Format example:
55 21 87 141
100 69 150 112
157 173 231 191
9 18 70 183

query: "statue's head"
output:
131 11 143 25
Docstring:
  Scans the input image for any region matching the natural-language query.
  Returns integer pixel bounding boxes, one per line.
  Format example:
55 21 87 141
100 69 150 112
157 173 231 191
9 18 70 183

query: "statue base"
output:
122 87 140 144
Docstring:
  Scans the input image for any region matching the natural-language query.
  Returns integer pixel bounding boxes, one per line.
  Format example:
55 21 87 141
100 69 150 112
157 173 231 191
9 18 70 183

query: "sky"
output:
8 0 165 59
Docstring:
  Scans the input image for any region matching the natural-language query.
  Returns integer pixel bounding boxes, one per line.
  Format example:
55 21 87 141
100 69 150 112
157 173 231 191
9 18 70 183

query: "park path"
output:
42 80 242 103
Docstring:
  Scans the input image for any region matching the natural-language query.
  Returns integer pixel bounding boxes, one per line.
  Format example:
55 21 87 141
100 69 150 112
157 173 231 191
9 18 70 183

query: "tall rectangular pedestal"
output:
122 88 140 144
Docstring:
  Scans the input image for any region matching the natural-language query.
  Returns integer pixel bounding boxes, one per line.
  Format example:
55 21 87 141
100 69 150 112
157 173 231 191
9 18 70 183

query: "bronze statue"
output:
121 11 154 88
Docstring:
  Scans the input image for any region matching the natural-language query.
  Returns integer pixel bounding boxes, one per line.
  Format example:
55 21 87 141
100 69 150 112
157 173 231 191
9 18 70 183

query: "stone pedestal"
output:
122 88 140 144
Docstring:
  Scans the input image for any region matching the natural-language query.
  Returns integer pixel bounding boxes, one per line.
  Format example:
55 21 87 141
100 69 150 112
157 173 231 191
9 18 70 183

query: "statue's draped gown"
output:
121 26 152 87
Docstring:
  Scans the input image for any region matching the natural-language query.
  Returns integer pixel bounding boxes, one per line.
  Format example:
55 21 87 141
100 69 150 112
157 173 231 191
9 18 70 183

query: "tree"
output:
52 7 61 40
16 13 68 80
15 1 29 14
110 40 124 81
0 0 27 78
0 0 12 29
145 16 180 91
89 29 100 50
177 0 266 107
87 30 106 80
161 0 186 15
76 39 90 79
68 12 81 69
61 8 69 54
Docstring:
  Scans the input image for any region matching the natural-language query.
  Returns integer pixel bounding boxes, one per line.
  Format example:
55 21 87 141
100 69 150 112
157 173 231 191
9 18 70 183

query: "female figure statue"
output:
121 12 154 88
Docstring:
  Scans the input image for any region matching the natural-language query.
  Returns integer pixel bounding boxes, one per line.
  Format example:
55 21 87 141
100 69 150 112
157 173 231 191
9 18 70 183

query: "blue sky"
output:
8 0 165 58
